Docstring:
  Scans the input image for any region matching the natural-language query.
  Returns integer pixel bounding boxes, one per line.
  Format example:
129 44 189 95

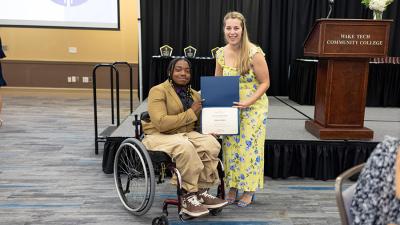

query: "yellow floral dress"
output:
216 46 269 192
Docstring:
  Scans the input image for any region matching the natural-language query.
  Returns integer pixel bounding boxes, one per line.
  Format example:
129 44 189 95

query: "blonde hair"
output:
223 11 253 75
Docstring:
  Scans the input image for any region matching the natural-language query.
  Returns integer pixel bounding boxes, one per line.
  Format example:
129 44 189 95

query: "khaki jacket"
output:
142 80 201 135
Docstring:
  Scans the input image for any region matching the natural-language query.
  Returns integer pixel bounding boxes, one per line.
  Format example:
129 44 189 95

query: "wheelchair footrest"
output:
164 198 179 206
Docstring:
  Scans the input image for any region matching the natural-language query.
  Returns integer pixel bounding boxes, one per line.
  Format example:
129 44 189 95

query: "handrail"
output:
92 62 134 155
92 64 120 154
112 61 134 113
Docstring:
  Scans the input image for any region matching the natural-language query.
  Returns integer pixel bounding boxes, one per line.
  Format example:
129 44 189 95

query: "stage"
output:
102 96 400 180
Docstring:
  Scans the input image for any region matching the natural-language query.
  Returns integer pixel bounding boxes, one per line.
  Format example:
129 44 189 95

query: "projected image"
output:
51 0 89 7
0 0 119 29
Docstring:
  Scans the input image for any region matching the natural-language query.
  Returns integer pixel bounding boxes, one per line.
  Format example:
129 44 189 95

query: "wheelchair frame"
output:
113 113 226 225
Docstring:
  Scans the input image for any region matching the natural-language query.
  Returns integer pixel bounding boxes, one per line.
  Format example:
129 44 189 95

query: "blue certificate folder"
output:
200 76 240 135
200 76 240 107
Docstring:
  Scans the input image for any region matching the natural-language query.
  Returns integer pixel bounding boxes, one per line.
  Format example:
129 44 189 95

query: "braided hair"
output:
167 57 193 99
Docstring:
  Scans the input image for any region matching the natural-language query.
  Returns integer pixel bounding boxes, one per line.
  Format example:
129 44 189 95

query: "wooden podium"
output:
303 19 391 140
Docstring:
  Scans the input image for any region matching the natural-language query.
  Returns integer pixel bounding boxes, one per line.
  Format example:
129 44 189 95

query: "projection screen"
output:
0 0 120 29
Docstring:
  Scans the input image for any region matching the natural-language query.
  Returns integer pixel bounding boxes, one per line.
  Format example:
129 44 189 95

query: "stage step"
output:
99 125 118 139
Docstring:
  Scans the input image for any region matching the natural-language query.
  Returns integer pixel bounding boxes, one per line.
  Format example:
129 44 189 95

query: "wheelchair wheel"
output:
152 215 169 225
114 138 155 215
210 208 223 216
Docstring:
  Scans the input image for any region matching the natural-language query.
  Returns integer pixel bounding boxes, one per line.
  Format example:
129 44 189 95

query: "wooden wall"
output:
0 0 138 89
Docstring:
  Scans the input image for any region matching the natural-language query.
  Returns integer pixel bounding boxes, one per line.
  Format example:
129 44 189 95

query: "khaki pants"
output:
142 131 221 193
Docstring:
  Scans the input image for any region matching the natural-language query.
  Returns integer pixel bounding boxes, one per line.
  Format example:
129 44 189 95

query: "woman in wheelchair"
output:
141 58 228 217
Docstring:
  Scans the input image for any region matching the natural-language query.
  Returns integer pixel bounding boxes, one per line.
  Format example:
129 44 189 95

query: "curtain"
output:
288 61 400 107
140 0 400 99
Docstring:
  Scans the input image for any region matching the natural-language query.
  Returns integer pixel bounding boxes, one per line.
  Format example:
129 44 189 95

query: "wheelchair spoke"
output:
128 147 141 175
118 165 130 175
118 153 131 175
124 147 144 178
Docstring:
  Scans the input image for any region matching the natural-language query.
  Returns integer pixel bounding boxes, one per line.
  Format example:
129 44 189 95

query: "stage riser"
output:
265 140 377 180
103 137 378 180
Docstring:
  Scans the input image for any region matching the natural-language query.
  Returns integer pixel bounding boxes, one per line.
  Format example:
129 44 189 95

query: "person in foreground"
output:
142 58 228 217
350 136 400 225
215 11 270 207
0 37 6 127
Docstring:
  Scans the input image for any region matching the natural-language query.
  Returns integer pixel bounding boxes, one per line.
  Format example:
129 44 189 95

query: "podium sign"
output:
304 19 391 57
303 19 392 140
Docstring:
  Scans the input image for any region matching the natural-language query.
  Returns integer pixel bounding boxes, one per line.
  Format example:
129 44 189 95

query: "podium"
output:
303 19 391 140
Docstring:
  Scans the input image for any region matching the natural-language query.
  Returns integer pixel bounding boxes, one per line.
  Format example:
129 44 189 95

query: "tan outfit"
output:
142 80 221 192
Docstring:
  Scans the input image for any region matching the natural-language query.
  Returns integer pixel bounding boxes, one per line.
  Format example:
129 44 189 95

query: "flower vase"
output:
373 10 383 20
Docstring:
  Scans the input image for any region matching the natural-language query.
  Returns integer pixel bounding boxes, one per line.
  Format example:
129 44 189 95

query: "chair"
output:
335 163 365 225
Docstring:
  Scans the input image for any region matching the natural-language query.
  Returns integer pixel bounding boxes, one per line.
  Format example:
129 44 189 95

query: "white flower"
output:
368 0 393 12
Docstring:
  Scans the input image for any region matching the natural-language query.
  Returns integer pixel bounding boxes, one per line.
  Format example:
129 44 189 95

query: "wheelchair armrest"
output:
131 112 150 139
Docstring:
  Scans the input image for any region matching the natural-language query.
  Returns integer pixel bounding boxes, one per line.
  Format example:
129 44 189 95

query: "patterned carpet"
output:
0 87 385 225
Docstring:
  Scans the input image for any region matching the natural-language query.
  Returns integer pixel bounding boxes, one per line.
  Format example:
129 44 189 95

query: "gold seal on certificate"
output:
184 45 197 58
160 45 173 57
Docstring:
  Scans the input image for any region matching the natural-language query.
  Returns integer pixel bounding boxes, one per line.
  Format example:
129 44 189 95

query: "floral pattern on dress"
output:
350 136 400 225
216 46 269 191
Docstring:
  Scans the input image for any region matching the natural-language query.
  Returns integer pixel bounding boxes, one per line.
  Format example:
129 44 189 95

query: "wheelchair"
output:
113 112 226 225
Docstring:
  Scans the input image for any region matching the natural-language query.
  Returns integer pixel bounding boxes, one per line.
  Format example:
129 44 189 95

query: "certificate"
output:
201 107 239 135
200 76 240 135
201 76 240 107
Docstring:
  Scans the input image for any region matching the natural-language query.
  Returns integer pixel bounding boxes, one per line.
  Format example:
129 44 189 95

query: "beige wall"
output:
0 0 138 64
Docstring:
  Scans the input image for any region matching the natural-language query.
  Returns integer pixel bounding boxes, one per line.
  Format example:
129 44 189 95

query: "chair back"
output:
335 163 365 225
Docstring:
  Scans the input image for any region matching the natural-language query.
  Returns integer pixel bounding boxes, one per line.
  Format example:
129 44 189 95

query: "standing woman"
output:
215 11 270 207
0 37 7 127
